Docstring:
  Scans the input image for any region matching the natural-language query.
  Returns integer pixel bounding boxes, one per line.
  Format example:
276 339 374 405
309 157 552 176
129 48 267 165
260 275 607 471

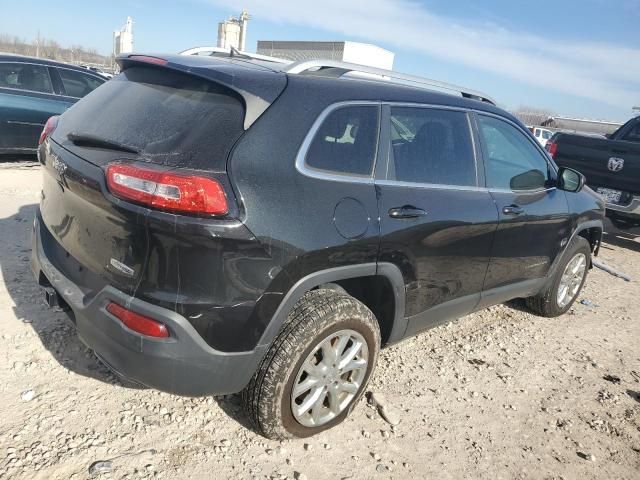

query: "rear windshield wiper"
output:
67 132 140 154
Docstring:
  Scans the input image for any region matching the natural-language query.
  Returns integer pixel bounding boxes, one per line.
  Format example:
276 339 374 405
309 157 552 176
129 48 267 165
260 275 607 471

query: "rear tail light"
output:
106 302 169 338
105 163 228 216
39 116 59 145
546 140 558 160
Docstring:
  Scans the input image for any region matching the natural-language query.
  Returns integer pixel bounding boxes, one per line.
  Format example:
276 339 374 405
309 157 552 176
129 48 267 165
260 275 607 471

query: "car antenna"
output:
229 46 251 60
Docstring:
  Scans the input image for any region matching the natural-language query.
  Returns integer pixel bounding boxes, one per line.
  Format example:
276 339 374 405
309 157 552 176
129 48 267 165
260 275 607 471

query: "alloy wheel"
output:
557 253 587 308
290 329 368 427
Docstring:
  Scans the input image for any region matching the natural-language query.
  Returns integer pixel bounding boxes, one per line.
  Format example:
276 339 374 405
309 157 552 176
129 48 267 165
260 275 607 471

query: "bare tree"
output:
0 35 109 67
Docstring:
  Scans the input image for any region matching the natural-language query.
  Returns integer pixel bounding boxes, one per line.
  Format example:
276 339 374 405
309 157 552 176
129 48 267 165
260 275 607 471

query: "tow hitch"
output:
44 287 69 311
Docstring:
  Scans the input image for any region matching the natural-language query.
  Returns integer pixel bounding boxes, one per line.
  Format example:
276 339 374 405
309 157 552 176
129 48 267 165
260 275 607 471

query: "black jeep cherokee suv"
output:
31 53 604 439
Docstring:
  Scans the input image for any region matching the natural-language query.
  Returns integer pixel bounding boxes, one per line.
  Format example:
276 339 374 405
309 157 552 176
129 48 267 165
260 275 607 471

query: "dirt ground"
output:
0 160 638 480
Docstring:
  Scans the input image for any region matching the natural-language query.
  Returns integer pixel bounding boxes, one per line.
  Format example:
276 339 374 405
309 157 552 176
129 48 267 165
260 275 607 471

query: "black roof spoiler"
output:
117 54 287 130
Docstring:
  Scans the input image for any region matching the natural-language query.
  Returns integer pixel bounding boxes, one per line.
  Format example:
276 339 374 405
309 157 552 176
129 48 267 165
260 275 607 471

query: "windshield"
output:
54 66 245 169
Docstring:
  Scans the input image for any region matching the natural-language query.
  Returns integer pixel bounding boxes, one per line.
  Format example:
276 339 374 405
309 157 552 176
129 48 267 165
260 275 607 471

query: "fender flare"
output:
570 219 604 259
257 262 406 348
543 219 603 291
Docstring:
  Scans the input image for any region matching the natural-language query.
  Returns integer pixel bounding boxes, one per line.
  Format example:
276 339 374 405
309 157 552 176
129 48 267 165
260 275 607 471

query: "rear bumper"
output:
605 194 640 217
31 211 266 396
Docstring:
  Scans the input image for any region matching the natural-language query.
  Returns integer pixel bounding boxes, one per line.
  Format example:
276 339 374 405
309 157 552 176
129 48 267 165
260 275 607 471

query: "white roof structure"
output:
256 41 395 70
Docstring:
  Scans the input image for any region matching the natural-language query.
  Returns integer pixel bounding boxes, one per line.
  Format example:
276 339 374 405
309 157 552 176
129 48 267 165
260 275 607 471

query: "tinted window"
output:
622 121 640 142
58 68 104 97
477 115 551 191
305 106 379 176
388 107 476 186
54 66 245 169
0 62 53 93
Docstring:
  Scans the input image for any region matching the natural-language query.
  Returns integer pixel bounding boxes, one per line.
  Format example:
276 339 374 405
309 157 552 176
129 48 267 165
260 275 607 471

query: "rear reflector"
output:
106 302 169 338
106 163 228 216
127 55 168 66
39 116 59 145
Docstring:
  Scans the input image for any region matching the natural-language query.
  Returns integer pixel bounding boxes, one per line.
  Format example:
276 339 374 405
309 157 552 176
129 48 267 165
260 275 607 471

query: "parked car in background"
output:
532 127 554 147
547 115 640 229
32 53 604 439
0 54 106 155
80 65 114 79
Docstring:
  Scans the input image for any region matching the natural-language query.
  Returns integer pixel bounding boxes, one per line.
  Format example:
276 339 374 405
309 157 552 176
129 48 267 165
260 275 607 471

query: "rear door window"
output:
304 105 379 176
0 62 53 94
387 107 476 186
58 68 104 97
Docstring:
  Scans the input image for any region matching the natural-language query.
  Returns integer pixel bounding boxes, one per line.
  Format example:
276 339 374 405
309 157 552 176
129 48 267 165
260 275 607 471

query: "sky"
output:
1 0 638 122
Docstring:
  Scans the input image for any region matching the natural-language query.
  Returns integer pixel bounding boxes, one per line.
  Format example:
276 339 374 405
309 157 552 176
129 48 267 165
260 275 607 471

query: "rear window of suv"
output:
304 105 379 177
55 66 245 169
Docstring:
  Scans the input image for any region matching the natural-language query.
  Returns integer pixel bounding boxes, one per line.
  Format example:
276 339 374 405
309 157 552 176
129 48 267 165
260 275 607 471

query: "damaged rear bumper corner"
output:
31 210 267 396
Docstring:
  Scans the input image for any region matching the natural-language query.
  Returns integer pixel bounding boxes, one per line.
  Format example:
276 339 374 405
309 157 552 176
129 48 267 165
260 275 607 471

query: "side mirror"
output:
558 167 586 193
510 169 546 190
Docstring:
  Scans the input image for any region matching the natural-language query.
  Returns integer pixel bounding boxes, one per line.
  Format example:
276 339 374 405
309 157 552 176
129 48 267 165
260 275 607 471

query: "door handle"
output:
388 205 428 219
502 204 525 216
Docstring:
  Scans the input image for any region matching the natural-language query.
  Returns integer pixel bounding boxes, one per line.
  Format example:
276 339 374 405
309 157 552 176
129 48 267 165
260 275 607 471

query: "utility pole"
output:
36 30 40 58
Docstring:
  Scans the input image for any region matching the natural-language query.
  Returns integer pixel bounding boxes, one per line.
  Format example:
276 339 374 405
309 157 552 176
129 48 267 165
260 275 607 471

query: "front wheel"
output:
526 236 591 317
242 289 380 439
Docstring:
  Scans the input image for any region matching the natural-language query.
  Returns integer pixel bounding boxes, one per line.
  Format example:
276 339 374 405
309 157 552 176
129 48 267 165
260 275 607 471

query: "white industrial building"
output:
113 17 133 56
256 41 395 70
217 10 250 51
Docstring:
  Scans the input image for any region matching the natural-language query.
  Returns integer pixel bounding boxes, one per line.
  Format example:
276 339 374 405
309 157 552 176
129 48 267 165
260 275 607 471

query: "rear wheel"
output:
242 289 380 439
526 236 591 317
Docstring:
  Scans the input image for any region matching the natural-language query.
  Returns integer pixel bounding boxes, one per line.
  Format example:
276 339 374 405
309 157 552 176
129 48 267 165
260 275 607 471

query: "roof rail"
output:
283 60 496 105
179 46 288 64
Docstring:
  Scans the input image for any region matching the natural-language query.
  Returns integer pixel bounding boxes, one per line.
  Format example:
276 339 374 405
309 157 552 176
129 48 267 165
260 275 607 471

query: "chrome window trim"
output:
295 100 382 185
296 100 556 191
467 112 481 186
6 120 44 127
0 84 56 96
376 179 488 192
489 186 557 195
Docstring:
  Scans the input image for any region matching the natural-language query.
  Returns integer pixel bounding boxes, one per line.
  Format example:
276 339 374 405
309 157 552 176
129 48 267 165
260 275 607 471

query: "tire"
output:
242 289 381 440
526 236 591 317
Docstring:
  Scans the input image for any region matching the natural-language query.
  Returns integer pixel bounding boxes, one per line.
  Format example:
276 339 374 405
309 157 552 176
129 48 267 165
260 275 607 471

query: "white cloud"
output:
206 0 639 110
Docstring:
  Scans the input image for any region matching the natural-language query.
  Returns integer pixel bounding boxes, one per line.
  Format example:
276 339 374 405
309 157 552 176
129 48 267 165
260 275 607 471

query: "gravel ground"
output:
0 162 638 480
